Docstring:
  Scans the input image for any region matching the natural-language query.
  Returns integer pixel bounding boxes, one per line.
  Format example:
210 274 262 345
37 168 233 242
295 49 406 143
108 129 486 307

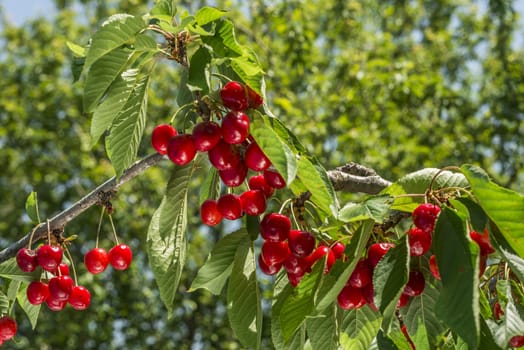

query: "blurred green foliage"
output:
0 0 522 348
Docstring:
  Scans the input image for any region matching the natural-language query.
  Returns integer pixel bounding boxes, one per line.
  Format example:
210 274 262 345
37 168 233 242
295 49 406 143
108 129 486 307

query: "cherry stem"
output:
95 206 105 249
27 224 41 249
289 202 300 230
108 214 120 245
64 246 78 286
278 198 293 215
46 219 51 244
427 166 462 195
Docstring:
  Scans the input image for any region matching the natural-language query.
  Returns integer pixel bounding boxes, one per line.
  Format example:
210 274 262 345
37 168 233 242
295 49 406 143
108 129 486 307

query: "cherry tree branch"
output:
0 157 390 264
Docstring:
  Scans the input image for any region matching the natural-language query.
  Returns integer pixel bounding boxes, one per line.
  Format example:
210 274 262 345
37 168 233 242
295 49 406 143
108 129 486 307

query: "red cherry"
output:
261 241 290 266
397 293 410 308
45 297 67 311
217 194 243 220
0 316 17 341
429 254 441 280
283 255 309 276
408 227 432 257
52 262 70 276
260 213 291 242
109 244 133 271
493 301 504 320
337 285 365 310
240 190 266 216
48 275 74 302
200 199 223 226
287 271 304 287
470 229 495 255
348 259 373 288
208 139 242 170
331 242 345 259
403 270 425 297
412 203 441 232
27 281 50 305
84 248 109 274
258 254 282 276
246 85 263 109
306 245 335 273
68 285 91 311
509 335 524 348
16 248 38 272
192 121 221 152
151 124 177 155
167 134 197 166
221 111 250 144
218 162 248 187
245 142 271 171
288 230 316 257
362 283 378 311
367 242 396 268
248 174 274 198
220 81 249 111
36 244 63 272
263 169 286 189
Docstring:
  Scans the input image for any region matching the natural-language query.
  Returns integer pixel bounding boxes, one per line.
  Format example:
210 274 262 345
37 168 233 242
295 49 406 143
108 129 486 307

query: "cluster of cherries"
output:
152 81 287 226
0 316 17 346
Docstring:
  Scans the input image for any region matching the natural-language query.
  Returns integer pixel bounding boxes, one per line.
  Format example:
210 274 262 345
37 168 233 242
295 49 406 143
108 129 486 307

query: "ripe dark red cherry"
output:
68 285 91 311
246 85 263 109
151 124 177 155
403 270 425 297
412 203 441 232
200 199 223 226
260 213 291 242
283 255 308 276
263 169 286 189
337 285 365 310
219 162 248 187
27 281 50 305
258 255 282 276
45 297 67 312
367 242 396 268
192 121 221 152
16 248 38 272
36 244 63 272
208 139 242 170
84 248 109 274
217 194 243 220
288 230 316 258
48 275 74 302
0 316 17 341
362 283 378 311
167 134 197 166
261 241 290 266
348 259 373 288
306 245 335 273
248 174 274 198
509 335 524 348
245 142 271 171
408 227 432 257
429 254 441 280
240 190 266 216
109 244 133 271
470 229 495 255
221 111 250 144
331 242 345 259
220 81 249 111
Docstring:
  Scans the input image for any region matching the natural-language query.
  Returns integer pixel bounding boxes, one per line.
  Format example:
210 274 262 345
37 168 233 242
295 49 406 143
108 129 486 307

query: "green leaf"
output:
195 6 228 25
376 330 399 350
187 46 211 93
17 282 40 329
106 73 150 178
250 114 297 186
461 164 524 258
245 215 260 241
338 195 392 223
385 168 468 212
189 229 248 295
0 291 8 315
90 69 138 146
373 235 410 332
199 167 220 205
454 197 488 233
497 246 524 283
25 191 40 223
66 41 86 57
295 156 339 218
84 15 146 70
227 238 261 349
84 47 132 112
0 258 40 282
433 206 480 349
201 19 244 57
134 33 158 51
339 305 382 350
306 305 338 350
504 284 524 344
150 0 176 16
479 317 503 350
146 162 196 317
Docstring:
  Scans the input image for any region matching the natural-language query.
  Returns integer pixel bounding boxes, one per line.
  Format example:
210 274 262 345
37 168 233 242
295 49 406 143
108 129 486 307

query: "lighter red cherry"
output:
0 316 17 341
248 174 274 198
208 139 242 170
192 121 221 152
220 81 249 111
509 335 524 348
109 244 133 271
36 244 63 272
246 85 263 109
221 111 250 144
470 229 495 255
45 297 67 312
52 262 70 276
261 241 290 266
48 275 74 302
240 190 266 216
68 285 91 311
397 293 410 308
151 124 177 155
263 169 286 189
200 199 223 226
167 134 197 166
288 230 316 258
348 259 373 288
412 203 440 232
331 242 345 259
27 281 50 305
337 285 365 310
306 245 335 273
16 248 38 272
219 162 248 187
283 255 308 276
367 242 396 268
258 254 282 276
429 254 441 280
408 227 432 257
403 270 425 297
362 283 378 311
84 248 109 274
245 142 271 171
260 213 291 242
217 194 243 220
